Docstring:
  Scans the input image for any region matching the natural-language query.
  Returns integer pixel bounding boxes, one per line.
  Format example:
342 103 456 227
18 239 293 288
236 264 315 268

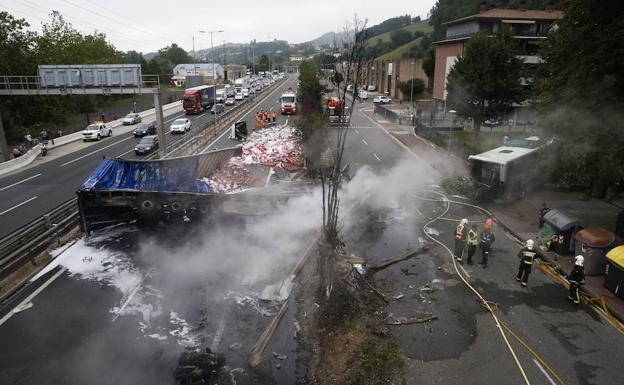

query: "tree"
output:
390 29 413 48
422 47 435 79
297 60 325 114
537 0 624 197
0 11 37 75
446 30 524 131
158 43 191 66
399 78 425 101
257 54 269 72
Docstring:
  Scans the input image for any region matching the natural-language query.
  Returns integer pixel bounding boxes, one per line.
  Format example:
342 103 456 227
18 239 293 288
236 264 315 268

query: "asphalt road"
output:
1 93 622 385
0 75 296 239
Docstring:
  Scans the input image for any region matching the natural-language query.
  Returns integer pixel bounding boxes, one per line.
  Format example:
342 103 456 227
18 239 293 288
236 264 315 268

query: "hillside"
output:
376 37 425 61
365 20 432 47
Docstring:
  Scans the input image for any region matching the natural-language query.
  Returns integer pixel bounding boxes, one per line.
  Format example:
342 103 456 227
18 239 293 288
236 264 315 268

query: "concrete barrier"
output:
0 101 182 177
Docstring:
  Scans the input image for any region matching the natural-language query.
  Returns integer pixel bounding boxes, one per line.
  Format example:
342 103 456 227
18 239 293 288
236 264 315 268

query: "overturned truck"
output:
78 138 306 233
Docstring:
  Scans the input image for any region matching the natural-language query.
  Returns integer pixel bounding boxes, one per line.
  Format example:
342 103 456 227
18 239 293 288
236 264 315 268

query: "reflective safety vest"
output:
455 224 466 241
467 229 479 245
519 247 538 265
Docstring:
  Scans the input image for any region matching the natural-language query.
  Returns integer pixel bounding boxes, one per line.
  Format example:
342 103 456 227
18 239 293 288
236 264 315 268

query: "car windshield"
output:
125 114 135 118
139 137 154 144
135 124 148 130
85 125 99 131
173 119 186 125
282 96 295 103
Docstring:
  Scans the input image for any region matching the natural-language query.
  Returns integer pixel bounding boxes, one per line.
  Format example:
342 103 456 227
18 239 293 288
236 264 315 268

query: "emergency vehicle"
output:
280 88 297 115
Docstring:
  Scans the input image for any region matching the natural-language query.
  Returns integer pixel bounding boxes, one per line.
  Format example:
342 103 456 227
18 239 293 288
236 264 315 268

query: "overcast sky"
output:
3 0 437 53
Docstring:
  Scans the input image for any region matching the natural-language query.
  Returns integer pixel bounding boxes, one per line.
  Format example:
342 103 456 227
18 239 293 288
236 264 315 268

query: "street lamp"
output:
410 60 415 109
199 30 224 128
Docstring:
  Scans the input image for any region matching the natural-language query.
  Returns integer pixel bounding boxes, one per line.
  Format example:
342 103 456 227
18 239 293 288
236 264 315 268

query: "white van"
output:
358 90 368 100
216 89 225 103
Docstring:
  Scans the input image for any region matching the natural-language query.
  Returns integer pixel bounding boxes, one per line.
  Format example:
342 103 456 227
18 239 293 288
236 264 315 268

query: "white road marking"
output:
354 129 360 134
0 267 66 327
0 196 38 216
164 113 185 124
373 153 381 162
112 268 154 321
533 359 557 385
60 136 132 167
0 173 41 192
211 315 227 352
458 264 471 278
361 139 368 146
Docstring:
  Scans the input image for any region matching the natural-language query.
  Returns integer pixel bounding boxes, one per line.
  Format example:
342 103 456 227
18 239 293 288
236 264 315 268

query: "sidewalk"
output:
361 103 624 323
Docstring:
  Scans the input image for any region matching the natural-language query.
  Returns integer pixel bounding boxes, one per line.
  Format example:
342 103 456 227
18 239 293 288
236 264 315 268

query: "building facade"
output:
365 58 429 100
432 4 562 101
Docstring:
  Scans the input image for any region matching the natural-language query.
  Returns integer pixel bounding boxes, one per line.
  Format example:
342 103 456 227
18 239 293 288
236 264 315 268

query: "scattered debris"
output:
424 227 441 236
386 312 438 326
275 363 281 369
368 245 430 271
272 352 287 360
174 347 225 385
400 268 417 276
259 279 293 302
229 342 243 351
352 263 367 276
393 293 405 300
371 326 391 337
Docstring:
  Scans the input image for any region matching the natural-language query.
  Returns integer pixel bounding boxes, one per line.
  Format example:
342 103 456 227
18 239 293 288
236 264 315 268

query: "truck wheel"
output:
140 199 155 212
108 130 112 137
170 201 183 212
97 134 101 141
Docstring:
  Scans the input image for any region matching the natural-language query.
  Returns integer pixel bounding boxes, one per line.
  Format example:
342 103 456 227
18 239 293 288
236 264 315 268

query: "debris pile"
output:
203 125 304 193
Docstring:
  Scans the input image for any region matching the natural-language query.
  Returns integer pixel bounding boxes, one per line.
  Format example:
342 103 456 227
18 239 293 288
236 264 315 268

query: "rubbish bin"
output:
605 246 624 300
542 209 582 254
574 228 618 275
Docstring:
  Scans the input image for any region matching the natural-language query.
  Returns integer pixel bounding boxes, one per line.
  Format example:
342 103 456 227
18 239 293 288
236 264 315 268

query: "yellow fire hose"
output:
417 190 567 385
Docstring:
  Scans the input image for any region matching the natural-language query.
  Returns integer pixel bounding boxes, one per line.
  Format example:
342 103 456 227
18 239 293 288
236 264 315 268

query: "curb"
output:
0 101 182 178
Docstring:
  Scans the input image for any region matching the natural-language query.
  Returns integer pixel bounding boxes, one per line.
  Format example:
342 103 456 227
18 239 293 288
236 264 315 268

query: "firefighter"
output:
466 224 479 265
538 202 550 229
454 218 468 263
567 255 585 304
516 239 540 286
479 228 495 268
255 112 261 129
272 110 277 125
261 111 266 128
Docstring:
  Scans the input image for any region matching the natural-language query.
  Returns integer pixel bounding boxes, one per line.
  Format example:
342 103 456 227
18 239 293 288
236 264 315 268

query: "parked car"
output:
483 117 502 126
225 97 236 106
170 118 191 134
134 135 158 155
133 122 156 137
367 85 376 91
373 96 391 104
82 122 111 141
249 88 256 95
211 103 225 114
359 90 368 100
235 93 244 101
122 113 141 125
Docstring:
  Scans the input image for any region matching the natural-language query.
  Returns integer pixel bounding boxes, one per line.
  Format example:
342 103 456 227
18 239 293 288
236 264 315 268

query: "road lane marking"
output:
533 359 557 385
211 315 227 352
0 196 38 216
164 113 185 124
354 129 360 134
0 173 41 192
60 136 133 167
373 153 381 162
0 267 66 327
361 139 368 146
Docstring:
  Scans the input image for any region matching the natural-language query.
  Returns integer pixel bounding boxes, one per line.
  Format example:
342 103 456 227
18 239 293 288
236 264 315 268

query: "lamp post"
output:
410 60 415 109
199 30 224 128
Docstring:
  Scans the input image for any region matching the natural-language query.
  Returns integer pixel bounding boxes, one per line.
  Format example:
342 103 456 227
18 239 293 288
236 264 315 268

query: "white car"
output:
242 88 250 97
359 90 368 100
82 123 111 141
235 93 244 101
225 97 235 105
373 96 391 104
122 113 141 125
170 118 191 134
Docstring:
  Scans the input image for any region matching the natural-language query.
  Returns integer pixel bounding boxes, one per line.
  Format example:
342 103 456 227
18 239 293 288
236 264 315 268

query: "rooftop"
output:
468 146 538 165
444 8 563 26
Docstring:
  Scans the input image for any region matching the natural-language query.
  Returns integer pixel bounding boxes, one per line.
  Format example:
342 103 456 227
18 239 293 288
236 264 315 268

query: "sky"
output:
2 0 437 53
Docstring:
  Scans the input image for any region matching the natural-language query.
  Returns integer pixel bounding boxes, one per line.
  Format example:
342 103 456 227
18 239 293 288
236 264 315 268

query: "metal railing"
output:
0 198 79 293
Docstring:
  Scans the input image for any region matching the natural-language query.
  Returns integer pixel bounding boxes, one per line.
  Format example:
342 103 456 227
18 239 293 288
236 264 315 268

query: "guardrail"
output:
0 198 79 298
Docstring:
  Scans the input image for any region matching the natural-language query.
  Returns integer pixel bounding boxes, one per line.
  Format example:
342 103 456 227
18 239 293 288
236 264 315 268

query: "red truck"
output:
183 85 216 114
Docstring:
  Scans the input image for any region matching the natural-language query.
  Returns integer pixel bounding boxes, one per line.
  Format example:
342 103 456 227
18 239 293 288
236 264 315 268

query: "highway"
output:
0 75 297 239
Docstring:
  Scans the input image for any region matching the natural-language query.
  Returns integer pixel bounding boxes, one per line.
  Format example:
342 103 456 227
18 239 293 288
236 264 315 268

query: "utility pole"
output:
252 39 256 74
410 60 415 108
193 36 197 74
153 90 166 158
0 113 8 162
223 40 227 82
199 30 224 128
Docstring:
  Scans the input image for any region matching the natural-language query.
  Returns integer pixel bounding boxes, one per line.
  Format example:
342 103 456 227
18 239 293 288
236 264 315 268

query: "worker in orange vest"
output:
261 111 266 128
255 112 261 129
272 110 277 125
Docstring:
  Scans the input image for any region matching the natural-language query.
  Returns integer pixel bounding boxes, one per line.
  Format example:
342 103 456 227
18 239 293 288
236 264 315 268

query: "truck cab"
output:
280 88 297 115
